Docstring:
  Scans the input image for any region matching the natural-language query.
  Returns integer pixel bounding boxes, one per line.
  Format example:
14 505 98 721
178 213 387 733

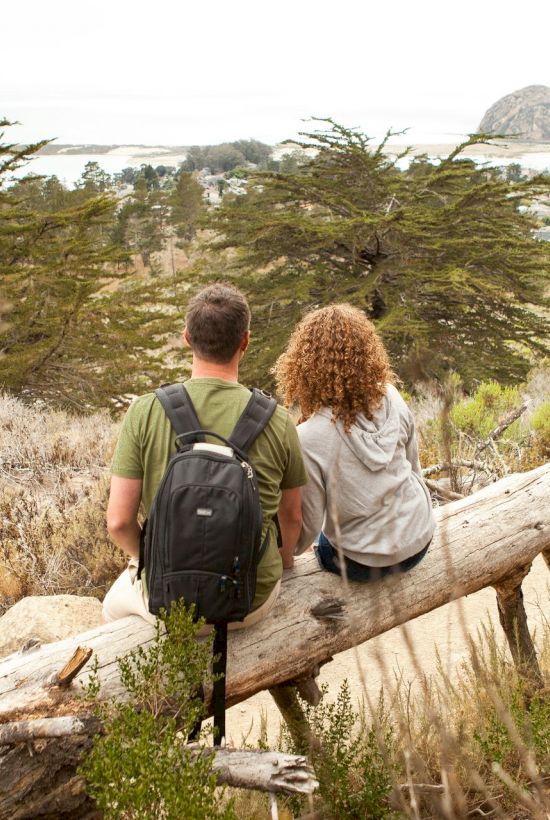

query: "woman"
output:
274 304 435 581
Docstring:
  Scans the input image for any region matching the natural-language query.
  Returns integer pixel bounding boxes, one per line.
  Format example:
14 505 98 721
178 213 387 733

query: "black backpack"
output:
138 382 277 744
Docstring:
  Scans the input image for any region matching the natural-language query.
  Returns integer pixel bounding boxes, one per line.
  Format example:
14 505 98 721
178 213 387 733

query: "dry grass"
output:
0 392 125 613
228 620 550 820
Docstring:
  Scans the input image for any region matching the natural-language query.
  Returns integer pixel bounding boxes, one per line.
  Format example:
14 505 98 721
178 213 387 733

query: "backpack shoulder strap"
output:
154 383 205 442
229 388 277 455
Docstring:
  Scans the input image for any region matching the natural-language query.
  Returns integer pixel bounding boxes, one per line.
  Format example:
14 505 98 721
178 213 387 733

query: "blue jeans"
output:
314 532 429 582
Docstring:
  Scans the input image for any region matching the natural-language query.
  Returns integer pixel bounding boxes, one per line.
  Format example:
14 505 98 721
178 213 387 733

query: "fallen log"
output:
195 746 318 795
0 741 317 819
1 463 550 816
0 719 317 795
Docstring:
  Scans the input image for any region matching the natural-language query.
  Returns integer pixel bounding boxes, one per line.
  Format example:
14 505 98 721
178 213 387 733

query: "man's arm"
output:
106 476 143 560
277 487 302 570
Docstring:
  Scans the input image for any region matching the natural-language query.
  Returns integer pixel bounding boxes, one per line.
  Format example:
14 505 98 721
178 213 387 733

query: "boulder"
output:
0 595 103 660
479 84 550 142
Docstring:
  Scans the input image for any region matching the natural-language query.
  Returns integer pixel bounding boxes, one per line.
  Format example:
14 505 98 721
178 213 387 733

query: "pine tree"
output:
77 160 112 194
169 172 204 240
0 121 184 409
113 175 166 268
207 120 550 387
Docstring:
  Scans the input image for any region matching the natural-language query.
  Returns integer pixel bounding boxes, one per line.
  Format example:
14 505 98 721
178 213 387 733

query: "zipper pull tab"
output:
241 461 254 480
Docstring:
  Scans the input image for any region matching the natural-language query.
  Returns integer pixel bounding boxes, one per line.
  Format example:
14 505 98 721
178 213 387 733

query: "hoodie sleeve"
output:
295 424 327 554
405 407 423 477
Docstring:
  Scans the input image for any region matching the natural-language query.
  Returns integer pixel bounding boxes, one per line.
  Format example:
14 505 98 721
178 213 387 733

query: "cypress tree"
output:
0 121 184 409
169 172 204 240
207 120 550 386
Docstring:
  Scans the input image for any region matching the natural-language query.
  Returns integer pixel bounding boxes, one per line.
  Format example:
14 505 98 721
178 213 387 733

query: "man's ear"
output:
241 330 251 352
183 327 192 348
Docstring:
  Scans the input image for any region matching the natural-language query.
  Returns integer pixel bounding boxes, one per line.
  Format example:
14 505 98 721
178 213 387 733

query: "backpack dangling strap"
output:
137 520 147 580
229 389 277 455
155 383 205 442
212 622 228 747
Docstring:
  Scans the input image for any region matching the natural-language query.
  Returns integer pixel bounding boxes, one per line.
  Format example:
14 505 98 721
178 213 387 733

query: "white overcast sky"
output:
3 0 550 147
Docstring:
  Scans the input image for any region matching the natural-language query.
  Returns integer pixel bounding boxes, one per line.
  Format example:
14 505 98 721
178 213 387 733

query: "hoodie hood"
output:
320 387 401 471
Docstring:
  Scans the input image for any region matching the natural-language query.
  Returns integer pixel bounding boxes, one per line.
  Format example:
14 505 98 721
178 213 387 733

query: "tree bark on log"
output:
1 463 550 816
0 741 318 819
197 746 318 795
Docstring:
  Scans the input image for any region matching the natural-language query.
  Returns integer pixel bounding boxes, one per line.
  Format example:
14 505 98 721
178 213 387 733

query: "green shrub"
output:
531 400 550 454
79 601 236 819
451 381 522 441
475 686 550 772
282 682 397 819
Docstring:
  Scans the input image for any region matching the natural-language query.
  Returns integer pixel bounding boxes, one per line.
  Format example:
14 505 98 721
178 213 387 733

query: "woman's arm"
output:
295 452 326 553
405 410 423 477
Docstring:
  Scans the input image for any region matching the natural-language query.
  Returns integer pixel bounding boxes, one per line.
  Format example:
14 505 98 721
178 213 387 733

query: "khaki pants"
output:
102 559 281 633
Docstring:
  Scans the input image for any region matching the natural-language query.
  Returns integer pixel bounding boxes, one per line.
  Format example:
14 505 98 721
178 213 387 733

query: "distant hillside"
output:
479 85 550 142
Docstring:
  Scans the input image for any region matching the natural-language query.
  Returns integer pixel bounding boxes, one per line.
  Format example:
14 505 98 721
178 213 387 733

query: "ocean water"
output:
10 153 144 186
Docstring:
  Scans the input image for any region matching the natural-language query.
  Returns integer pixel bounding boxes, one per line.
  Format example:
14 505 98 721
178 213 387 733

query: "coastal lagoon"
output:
10 153 155 186
10 143 550 186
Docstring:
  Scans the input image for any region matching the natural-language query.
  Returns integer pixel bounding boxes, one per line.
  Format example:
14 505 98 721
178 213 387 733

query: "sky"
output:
3 0 550 147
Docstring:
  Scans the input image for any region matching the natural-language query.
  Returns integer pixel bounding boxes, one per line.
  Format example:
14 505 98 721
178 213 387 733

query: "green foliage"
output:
474 686 550 774
451 381 522 440
283 682 397 819
113 177 167 266
279 150 309 174
139 164 161 191
207 119 550 388
182 139 271 173
169 172 204 240
0 120 192 408
78 160 112 193
531 400 550 453
231 139 272 167
226 167 248 180
0 126 130 405
80 601 236 819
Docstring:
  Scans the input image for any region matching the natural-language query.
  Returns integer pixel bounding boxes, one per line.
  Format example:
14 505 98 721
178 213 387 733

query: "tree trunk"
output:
1 464 550 816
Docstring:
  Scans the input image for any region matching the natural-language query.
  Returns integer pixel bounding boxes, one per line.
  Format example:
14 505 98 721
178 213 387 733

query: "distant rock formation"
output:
479 85 550 142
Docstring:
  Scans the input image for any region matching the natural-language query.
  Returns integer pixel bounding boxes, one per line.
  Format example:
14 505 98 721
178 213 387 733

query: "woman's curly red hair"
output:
274 304 395 431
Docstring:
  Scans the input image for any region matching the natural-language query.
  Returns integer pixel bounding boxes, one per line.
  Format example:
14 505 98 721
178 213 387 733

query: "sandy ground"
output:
223 554 550 747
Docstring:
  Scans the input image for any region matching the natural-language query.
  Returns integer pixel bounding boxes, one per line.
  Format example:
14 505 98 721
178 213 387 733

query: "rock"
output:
0 595 103 659
479 85 550 142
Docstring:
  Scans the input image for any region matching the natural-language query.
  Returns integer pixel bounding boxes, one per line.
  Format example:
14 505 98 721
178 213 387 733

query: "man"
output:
103 283 307 626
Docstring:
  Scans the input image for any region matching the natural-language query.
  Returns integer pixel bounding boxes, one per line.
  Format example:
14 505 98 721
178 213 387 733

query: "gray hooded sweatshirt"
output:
296 384 435 566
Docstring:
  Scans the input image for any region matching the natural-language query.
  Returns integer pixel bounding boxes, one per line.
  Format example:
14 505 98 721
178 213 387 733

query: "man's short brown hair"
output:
185 283 251 364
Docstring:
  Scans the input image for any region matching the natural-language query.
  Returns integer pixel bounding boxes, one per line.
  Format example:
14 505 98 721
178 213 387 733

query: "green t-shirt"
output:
111 378 308 609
